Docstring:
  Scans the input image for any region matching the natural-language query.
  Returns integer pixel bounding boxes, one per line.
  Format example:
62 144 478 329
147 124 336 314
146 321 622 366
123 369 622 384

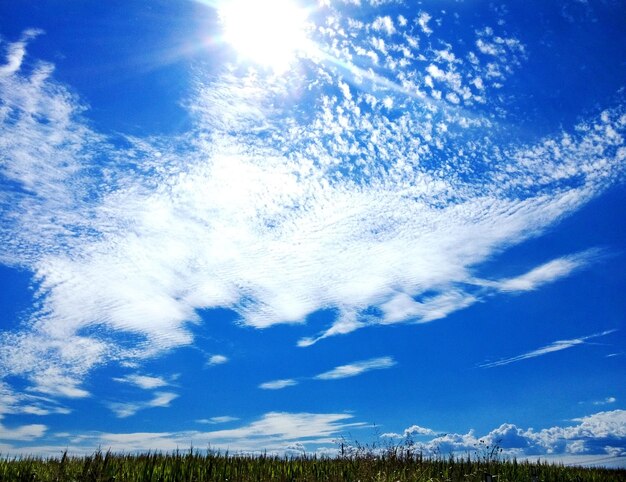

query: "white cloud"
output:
0 381 70 418
0 412 363 455
207 355 229 366
403 424 437 437
0 8 624 413
314 356 396 380
479 330 617 368
0 420 47 442
29 368 91 399
196 416 239 424
0 29 43 77
0 383 50 442
417 12 433 35
371 16 395 35
382 424 438 439
593 397 617 406
204 412 361 442
259 379 299 390
259 356 396 388
380 291 477 325
108 392 179 418
397 410 626 460
1 409 625 461
113 374 169 390
495 250 598 292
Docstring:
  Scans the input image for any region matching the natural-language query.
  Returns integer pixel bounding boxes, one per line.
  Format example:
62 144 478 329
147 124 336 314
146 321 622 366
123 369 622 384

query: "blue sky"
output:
1 0 625 467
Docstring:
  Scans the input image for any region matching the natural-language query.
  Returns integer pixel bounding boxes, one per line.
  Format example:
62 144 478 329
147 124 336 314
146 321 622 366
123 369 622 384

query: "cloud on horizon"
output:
1 411 365 454
2 408 624 463
395 410 626 461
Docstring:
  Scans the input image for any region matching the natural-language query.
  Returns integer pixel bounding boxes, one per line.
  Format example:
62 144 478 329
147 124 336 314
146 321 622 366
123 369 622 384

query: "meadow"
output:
1 448 624 482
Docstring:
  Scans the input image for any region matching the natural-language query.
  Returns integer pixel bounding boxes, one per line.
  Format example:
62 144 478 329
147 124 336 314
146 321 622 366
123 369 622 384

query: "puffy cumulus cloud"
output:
403 425 438 437
417 12 432 35
396 410 626 460
0 0 625 410
370 16 395 36
381 424 437 439
207 355 229 366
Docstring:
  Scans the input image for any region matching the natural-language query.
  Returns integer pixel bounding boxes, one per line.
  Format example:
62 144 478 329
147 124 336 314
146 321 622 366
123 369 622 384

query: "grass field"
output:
1 449 624 482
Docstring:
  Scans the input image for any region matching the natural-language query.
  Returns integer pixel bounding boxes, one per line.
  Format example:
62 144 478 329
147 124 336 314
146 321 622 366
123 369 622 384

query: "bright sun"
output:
218 0 311 71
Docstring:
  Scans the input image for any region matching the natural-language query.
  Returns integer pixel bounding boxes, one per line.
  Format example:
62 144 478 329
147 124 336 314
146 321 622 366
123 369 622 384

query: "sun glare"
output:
218 0 311 71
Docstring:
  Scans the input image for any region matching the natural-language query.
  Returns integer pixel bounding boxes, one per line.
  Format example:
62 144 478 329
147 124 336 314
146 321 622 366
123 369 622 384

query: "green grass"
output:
0 449 624 482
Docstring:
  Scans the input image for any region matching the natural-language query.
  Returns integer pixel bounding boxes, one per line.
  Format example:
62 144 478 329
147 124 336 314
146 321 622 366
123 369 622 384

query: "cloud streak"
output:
479 330 617 368
259 356 396 389
196 416 239 424
314 357 396 380
113 374 170 390
259 379 299 390
108 392 179 419
494 250 601 293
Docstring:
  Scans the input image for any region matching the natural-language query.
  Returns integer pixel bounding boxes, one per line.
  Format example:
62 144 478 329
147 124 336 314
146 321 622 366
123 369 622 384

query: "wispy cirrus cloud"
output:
301 249 603 347
479 330 617 368
0 0 624 412
259 379 299 390
113 374 170 390
0 382 70 418
314 357 396 380
259 356 396 389
108 392 179 419
0 381 58 442
593 397 617 406
0 28 43 77
0 419 47 442
0 411 365 455
196 416 239 424
493 250 601 293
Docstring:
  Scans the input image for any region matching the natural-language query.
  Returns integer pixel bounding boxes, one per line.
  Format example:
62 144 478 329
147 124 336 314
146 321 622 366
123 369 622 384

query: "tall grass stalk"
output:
0 448 624 481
